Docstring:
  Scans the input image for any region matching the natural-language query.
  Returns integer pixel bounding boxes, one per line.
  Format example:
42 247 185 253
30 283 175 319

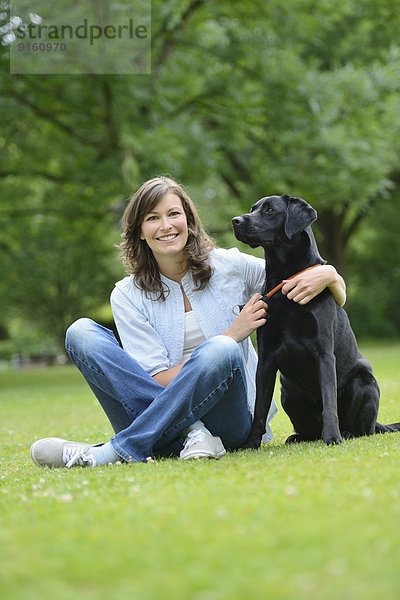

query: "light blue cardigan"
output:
110 247 278 442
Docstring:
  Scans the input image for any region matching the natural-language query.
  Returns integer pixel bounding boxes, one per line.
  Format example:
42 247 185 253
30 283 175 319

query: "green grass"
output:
1 341 400 600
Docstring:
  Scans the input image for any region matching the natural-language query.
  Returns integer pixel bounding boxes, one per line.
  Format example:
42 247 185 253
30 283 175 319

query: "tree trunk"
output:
314 209 348 278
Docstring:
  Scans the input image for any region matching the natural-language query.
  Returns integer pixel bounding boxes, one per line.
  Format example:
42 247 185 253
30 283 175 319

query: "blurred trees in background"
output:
1 0 400 355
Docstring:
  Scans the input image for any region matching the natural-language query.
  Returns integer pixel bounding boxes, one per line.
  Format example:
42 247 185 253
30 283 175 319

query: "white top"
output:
111 247 278 442
182 310 206 363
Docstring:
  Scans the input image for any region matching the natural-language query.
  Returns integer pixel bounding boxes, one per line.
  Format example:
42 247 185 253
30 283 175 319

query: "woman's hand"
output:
281 265 346 307
223 293 268 343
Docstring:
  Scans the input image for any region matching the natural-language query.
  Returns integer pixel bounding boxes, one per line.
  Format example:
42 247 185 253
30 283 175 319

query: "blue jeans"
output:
65 319 252 463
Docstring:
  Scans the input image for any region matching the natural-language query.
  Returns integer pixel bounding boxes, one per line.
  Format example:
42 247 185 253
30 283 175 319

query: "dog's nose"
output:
232 216 242 226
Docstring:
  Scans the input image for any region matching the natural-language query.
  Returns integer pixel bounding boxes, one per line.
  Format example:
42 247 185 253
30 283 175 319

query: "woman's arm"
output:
281 265 346 307
111 287 171 375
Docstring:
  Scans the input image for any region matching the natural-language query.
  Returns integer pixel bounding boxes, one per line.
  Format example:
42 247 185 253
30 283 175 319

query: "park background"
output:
1 0 400 363
1 2 400 600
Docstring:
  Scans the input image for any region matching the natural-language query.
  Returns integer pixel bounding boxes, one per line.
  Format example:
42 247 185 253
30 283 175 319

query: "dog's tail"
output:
375 422 400 434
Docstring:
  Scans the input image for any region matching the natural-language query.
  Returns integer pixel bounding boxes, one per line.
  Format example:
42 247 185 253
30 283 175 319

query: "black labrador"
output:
232 194 400 447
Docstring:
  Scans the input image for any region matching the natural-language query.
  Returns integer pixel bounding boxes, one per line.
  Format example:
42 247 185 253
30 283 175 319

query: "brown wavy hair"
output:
118 176 215 300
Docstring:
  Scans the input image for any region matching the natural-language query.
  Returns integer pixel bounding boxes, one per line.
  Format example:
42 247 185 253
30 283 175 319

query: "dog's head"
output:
232 194 317 249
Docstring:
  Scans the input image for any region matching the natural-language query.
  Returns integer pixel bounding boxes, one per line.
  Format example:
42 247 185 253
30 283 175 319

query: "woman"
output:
30 176 346 468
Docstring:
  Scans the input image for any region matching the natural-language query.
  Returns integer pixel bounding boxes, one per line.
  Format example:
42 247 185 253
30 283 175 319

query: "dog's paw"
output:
285 434 303 444
323 434 343 446
241 436 262 450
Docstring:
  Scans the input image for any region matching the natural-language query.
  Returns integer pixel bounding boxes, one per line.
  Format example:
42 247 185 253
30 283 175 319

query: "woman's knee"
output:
209 334 240 355
197 335 242 368
65 318 101 354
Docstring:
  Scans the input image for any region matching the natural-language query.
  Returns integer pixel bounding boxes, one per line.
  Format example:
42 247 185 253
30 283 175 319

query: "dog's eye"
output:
266 208 275 214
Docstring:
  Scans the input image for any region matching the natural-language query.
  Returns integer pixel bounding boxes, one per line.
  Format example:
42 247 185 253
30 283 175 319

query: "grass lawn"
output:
1 340 400 600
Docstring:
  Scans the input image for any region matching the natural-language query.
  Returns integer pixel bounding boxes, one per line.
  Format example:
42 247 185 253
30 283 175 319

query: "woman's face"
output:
140 192 189 263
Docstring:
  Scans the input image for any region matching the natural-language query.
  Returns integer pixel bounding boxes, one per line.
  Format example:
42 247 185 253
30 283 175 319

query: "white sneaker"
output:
30 437 97 468
179 429 226 460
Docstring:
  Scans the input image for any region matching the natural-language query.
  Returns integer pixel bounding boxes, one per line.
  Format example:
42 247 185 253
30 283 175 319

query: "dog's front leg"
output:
319 353 343 445
243 361 277 449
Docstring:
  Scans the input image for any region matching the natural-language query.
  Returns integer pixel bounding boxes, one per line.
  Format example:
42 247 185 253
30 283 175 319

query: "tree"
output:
1 0 400 349
149 0 400 273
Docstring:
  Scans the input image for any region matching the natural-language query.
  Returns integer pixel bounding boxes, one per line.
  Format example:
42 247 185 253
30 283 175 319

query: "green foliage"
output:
346 193 400 338
1 341 400 599
0 186 123 345
1 0 400 348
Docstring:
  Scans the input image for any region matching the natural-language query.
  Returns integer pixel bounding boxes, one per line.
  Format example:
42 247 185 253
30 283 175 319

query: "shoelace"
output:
62 443 97 469
182 429 208 451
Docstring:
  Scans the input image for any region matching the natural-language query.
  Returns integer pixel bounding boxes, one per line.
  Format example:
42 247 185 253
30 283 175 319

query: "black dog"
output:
232 194 400 447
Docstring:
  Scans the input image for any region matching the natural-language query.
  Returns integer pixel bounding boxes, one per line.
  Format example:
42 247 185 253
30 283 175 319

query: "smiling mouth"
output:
157 233 179 242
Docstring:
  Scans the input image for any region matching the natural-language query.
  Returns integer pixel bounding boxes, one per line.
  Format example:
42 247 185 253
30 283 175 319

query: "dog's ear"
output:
283 195 317 239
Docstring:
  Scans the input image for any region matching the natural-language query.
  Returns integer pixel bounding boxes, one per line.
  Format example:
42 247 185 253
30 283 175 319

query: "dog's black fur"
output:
232 194 400 447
